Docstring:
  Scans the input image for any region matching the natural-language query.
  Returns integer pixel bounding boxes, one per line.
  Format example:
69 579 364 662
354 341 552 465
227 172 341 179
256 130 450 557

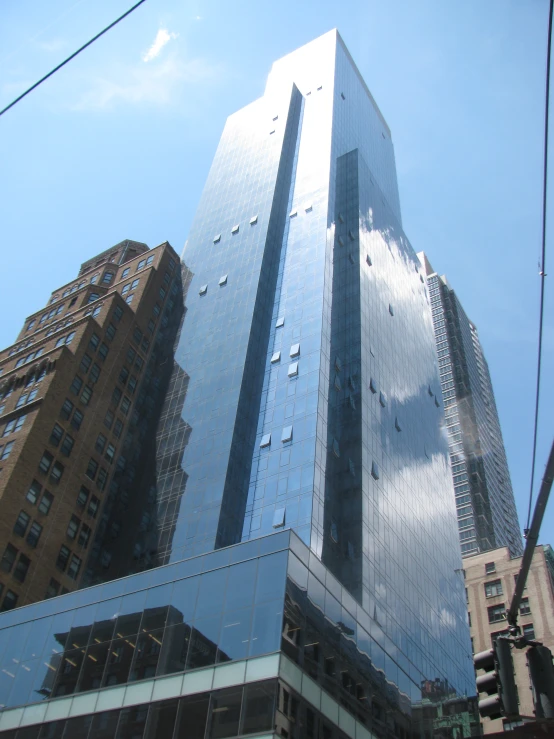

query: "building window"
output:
102 272 114 285
13 511 30 537
67 554 82 580
271 351 281 363
67 515 80 540
288 362 298 378
80 385 93 405
70 376 83 396
45 578 60 599
0 441 14 460
86 458 98 480
80 354 92 373
1 591 18 611
468 612 471 627
290 343 300 358
120 397 131 415
26 522 42 548
60 398 74 420
281 426 293 443
3 415 26 436
26 480 41 505
50 461 64 483
77 486 89 508
71 409 84 430
121 268 130 279
60 434 74 457
113 419 124 438
485 562 496 575
488 603 506 624
105 444 116 464
97 467 108 490
78 524 91 549
519 597 531 615
98 343 109 361
49 424 64 447
38 451 54 474
56 545 70 572
260 433 271 448
13 554 30 583
105 323 117 342
87 496 100 518
371 461 380 480
1 544 17 573
95 434 107 454
38 491 53 515
89 364 101 384
484 579 503 598
522 623 535 640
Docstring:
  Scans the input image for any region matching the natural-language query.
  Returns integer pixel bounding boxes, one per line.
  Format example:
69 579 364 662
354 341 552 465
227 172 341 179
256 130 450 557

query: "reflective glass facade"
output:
418 253 522 558
0 30 479 738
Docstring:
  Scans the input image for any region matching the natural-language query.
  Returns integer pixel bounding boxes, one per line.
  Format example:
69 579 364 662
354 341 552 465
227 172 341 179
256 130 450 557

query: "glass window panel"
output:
241 680 276 734
217 607 252 663
195 568 228 619
116 704 149 739
254 551 287 604
174 693 209 739
103 637 135 687
129 628 164 682
186 615 221 670
249 599 283 657
78 642 110 692
52 647 85 697
224 560 257 612
156 623 191 676
169 576 199 624
63 715 93 738
208 687 242 739
144 699 178 739
115 591 147 637
90 710 120 739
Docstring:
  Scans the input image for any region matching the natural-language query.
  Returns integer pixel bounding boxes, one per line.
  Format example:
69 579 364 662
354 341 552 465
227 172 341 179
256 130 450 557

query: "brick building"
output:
0 239 187 609
465 544 554 733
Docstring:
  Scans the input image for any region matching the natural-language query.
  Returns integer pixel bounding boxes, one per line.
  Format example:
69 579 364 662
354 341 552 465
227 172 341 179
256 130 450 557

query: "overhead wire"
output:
525 0 553 533
0 0 148 118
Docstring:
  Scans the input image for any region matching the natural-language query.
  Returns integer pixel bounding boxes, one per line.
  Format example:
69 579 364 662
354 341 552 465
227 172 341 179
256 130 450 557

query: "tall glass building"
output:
418 252 522 558
0 31 478 738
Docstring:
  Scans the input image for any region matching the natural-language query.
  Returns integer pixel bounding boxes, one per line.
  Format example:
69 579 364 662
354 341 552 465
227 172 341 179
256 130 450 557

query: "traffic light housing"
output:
527 645 554 719
474 638 519 720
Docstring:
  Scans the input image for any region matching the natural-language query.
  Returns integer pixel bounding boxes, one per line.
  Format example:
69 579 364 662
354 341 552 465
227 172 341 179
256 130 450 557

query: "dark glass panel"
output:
37 721 66 739
52 648 85 697
144 699 178 739
62 714 93 738
129 629 164 682
103 637 135 687
186 615 221 670
174 693 209 739
78 642 109 692
115 705 149 739
157 622 191 676
15 726 41 739
90 711 120 739
241 680 276 734
208 687 242 739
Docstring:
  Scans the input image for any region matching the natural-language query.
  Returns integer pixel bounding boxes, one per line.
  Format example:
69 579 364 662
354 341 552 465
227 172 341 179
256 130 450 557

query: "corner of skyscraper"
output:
0 32 480 738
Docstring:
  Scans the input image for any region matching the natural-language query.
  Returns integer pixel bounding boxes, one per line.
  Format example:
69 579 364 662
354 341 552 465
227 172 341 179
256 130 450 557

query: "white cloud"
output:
71 55 219 111
142 28 178 63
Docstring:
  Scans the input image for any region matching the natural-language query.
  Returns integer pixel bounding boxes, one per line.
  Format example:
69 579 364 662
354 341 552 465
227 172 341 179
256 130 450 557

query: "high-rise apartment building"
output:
465 545 554 733
0 239 185 608
417 253 522 558
0 32 478 738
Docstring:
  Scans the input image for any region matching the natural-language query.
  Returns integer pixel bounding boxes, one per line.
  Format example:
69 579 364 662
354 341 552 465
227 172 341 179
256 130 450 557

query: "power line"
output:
526 0 553 532
0 0 148 118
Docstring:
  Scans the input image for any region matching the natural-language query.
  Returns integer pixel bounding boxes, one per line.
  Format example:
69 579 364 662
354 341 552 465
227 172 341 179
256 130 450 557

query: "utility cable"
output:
526 0 553 532
0 0 148 118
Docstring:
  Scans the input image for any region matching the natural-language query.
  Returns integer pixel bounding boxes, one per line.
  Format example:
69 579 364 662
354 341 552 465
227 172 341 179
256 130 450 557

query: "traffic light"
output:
474 638 519 720
527 645 554 719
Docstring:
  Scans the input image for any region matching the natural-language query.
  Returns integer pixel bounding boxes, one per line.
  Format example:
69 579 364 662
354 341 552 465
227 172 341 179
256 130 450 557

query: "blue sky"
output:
1 0 552 552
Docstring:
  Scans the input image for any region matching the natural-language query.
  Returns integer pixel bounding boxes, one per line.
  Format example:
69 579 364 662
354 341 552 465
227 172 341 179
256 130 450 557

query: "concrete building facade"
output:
465 545 554 733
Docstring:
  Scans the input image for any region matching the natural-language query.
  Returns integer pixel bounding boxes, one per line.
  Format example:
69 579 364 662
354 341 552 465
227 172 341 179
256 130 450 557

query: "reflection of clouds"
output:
360 221 436 405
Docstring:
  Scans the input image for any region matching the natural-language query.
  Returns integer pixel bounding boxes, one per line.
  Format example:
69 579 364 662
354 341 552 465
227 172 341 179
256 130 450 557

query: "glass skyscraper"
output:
0 31 478 738
418 252 522 558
